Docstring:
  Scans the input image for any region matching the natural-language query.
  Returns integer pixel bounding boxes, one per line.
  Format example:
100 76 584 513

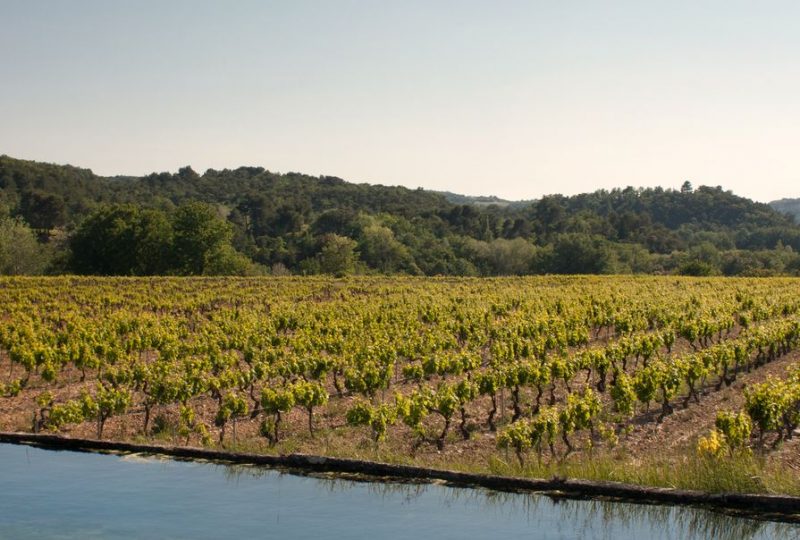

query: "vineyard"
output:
1 276 800 493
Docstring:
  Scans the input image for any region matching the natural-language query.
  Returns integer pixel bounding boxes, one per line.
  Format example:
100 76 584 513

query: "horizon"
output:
3 2 800 204
6 152 784 205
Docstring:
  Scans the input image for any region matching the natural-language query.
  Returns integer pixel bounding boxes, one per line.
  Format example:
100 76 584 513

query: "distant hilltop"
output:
769 198 800 223
431 191 532 208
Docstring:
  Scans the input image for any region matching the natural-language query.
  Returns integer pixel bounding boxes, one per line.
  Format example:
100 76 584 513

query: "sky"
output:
2 1 799 202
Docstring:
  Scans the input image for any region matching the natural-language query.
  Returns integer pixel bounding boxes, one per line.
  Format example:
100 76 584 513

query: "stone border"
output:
1 431 798 522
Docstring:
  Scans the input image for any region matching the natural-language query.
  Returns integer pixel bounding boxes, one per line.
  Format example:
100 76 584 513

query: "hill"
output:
1 155 800 277
770 198 800 223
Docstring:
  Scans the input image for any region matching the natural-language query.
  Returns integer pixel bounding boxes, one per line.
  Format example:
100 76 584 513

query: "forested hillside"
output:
1 155 799 276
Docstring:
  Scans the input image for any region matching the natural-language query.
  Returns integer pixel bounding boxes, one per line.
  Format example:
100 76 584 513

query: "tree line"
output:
1 155 799 276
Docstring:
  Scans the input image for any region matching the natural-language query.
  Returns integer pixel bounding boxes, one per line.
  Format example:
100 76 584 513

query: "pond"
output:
0 443 797 539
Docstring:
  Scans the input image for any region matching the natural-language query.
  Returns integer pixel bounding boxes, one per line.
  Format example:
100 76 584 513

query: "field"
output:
1 276 799 494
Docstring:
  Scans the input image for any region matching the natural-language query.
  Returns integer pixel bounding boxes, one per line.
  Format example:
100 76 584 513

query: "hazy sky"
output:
2 1 799 202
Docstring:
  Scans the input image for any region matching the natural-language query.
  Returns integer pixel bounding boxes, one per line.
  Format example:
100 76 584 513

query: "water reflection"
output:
209 459 798 540
2 444 797 540
553 498 775 540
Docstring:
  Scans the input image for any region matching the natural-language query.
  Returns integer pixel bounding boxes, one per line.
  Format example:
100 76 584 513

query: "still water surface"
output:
0 443 797 539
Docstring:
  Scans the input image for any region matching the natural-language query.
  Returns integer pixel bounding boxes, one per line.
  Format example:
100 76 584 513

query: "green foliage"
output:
35 391 53 408
744 380 785 439
560 389 601 436
172 202 236 275
679 260 718 277
80 384 132 438
497 405 562 464
610 372 636 416
69 202 255 276
0 214 49 274
178 404 213 446
497 420 533 465
743 376 800 443
5 155 800 276
314 234 359 276
359 222 419 274
291 380 329 410
345 400 397 442
47 400 86 429
715 410 752 452
431 383 459 420
395 389 431 434
70 205 173 275
215 391 248 425
203 244 260 276
344 361 391 397
291 380 329 435
633 365 658 409
0 379 23 397
260 387 295 415
20 189 66 229
547 234 615 274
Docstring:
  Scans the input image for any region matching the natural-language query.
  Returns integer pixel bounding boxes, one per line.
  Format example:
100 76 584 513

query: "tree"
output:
312 208 360 237
177 166 200 181
69 205 172 275
133 209 175 274
486 238 536 275
533 196 566 238
316 234 358 276
359 223 418 274
547 234 613 274
172 202 234 274
20 190 66 230
204 244 261 276
678 242 721 276
678 260 717 276
0 215 49 274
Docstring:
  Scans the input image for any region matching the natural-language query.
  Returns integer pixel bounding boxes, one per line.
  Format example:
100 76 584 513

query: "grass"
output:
297 431 800 496
482 450 800 496
229 427 800 496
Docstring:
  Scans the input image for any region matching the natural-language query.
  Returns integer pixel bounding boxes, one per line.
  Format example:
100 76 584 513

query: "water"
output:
0 444 797 540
